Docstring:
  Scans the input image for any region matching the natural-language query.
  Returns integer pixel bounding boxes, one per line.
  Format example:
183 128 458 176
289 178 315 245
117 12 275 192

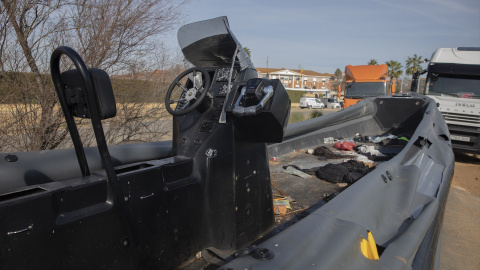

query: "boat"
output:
0 16 454 269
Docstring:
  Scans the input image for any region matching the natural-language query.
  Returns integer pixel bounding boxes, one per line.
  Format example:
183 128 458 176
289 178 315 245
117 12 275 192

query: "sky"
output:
164 0 480 75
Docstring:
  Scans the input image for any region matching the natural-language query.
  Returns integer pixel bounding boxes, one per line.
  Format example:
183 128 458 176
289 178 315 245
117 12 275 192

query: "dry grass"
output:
0 103 169 121
0 102 173 151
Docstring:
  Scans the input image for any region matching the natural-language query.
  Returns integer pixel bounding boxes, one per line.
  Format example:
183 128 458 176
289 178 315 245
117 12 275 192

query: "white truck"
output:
413 47 480 153
321 98 342 109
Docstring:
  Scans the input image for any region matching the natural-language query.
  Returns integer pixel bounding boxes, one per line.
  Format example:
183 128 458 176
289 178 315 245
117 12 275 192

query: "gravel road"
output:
440 152 480 270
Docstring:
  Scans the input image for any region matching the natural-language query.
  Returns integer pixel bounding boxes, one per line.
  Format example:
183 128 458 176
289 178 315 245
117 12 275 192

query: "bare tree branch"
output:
0 0 188 152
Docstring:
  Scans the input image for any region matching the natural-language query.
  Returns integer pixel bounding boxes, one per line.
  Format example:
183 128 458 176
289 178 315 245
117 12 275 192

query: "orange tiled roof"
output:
256 67 334 77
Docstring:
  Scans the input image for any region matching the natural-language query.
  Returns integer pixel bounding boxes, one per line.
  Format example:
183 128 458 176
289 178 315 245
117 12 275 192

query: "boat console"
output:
0 17 290 269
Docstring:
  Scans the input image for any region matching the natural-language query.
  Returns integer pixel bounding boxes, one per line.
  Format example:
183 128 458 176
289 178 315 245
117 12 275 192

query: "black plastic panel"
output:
232 79 291 143
373 96 427 136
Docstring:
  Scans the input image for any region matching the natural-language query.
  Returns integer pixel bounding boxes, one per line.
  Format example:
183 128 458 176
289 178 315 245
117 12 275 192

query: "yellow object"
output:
274 204 287 215
273 199 291 215
360 230 379 260
273 199 291 209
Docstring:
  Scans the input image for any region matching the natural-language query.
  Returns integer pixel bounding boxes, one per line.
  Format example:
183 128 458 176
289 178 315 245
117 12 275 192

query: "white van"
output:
299 97 325 109
321 98 341 109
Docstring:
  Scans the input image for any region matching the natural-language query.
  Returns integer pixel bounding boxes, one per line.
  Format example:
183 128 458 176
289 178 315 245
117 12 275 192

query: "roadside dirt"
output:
440 152 480 270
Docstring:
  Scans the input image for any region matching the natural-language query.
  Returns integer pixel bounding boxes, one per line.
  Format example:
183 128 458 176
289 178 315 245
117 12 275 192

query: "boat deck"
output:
268 139 406 226
269 148 347 225
180 139 406 269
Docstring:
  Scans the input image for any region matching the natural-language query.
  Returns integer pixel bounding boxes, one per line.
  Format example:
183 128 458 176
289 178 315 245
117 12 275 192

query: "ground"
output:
440 152 480 270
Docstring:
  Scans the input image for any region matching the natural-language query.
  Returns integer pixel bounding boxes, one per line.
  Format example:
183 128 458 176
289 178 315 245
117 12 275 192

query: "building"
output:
256 68 334 91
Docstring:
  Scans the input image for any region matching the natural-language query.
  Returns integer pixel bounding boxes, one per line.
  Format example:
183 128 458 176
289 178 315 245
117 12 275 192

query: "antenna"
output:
266 56 269 68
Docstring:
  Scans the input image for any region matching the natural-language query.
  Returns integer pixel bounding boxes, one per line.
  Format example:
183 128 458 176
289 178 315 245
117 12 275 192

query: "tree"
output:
405 54 424 76
1 0 70 150
243 47 251 58
330 68 344 93
368 59 378 65
0 0 188 152
334 68 343 80
385 60 403 88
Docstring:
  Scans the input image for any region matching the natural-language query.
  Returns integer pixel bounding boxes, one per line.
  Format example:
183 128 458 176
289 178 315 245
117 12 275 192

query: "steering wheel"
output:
165 67 211 116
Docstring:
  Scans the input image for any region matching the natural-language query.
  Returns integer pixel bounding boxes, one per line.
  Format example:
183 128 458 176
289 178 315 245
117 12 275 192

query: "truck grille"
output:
443 112 480 125
448 124 479 132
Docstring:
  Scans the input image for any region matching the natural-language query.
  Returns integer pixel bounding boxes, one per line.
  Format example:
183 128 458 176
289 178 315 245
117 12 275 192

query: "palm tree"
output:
405 54 424 75
386 60 403 89
243 47 251 58
368 59 378 65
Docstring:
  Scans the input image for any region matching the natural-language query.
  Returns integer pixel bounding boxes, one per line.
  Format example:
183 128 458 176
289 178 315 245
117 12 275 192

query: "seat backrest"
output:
61 68 116 120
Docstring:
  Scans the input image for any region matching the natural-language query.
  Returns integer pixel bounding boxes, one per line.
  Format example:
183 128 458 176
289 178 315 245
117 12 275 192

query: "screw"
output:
251 248 274 260
121 237 129 247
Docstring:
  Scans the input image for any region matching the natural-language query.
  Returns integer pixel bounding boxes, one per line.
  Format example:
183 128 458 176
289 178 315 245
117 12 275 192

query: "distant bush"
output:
286 90 306 103
310 110 323 118
288 110 324 124
286 90 324 103
288 112 305 124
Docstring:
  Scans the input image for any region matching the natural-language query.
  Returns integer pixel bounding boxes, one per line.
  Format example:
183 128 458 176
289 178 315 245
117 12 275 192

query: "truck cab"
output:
416 47 480 154
343 64 389 109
